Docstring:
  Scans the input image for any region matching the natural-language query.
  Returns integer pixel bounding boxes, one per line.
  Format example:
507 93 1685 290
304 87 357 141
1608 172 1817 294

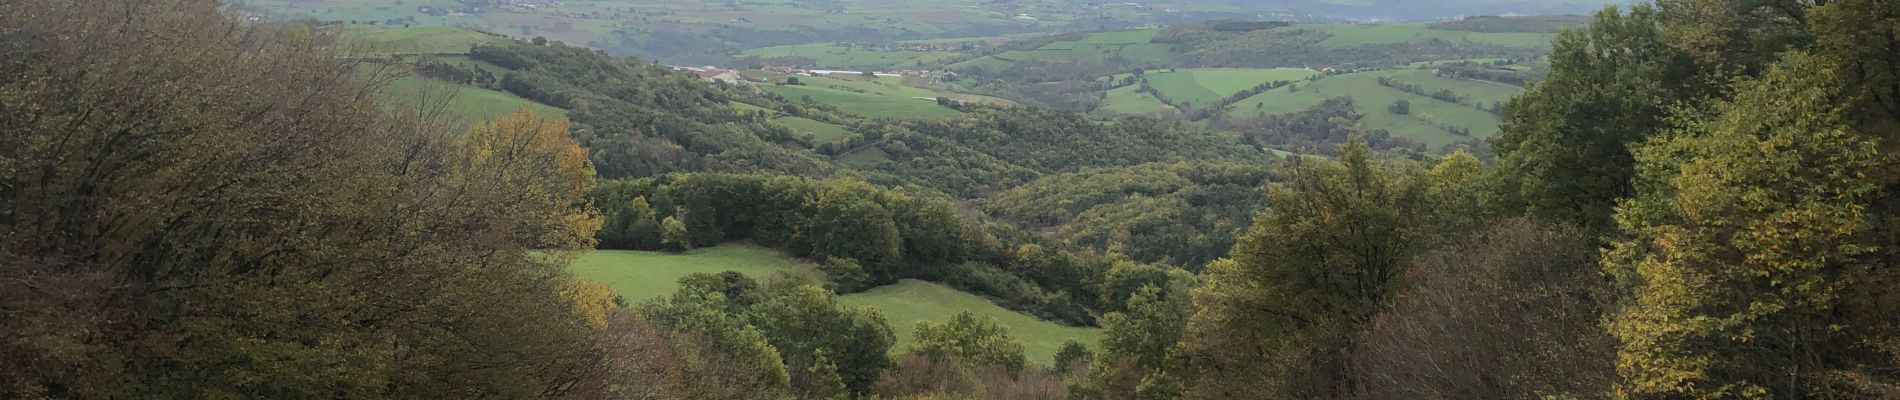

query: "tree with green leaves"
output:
1089 281 1196 400
660 216 691 252
820 257 872 293
1053 340 1094 374
1488 4 1699 231
747 283 896 397
624 196 663 249
637 279 793 400
1097 261 1173 313
1604 49 1900 399
797 351 850 400
1180 137 1433 399
909 311 1028 375
800 180 903 282
0 1 607 396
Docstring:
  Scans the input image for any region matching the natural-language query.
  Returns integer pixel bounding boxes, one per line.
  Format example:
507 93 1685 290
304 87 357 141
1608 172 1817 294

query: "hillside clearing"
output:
1232 70 1515 147
763 84 962 120
569 246 811 303
338 25 513 55
568 247 1104 366
840 280 1103 367
376 75 566 124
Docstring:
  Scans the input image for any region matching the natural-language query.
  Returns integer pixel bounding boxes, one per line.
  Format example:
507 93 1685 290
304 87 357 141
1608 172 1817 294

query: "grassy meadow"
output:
1231 70 1518 148
568 246 1104 366
950 29 1179 71
338 25 514 54
763 84 963 120
1139 68 1320 108
776 116 854 144
1291 23 1557 48
568 245 814 302
374 74 566 124
841 280 1104 367
1099 84 1174 115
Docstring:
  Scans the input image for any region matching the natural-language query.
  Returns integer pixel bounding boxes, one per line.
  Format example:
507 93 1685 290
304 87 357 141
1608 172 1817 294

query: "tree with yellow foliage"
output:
564 279 620 331
464 109 603 258
1604 49 1900 399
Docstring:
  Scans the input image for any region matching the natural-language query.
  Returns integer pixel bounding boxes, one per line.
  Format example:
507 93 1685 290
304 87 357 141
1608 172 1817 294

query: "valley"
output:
17 1 1891 399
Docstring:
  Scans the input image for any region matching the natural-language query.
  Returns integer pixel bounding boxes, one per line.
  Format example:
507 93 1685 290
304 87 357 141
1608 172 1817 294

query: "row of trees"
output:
1374 76 1474 109
591 173 1115 325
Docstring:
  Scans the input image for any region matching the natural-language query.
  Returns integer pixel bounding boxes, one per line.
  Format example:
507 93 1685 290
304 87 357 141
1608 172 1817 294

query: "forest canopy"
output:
4 0 1899 399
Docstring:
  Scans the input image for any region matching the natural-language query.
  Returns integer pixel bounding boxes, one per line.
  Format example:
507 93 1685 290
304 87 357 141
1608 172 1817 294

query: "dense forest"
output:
3 0 1899 399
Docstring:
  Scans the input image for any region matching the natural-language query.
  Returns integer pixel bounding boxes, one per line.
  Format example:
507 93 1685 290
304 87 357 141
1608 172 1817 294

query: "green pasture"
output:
568 246 1104 366
1232 70 1518 148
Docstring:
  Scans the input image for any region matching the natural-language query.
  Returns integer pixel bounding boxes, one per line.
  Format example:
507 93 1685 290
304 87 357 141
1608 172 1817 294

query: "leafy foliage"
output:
467 42 836 179
1487 4 1703 231
0 2 605 397
910 311 1031 375
1180 138 1440 399
1604 49 1900 399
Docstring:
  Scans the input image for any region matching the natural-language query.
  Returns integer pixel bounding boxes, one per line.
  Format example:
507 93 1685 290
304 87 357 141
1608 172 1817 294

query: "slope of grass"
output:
838 147 894 167
946 55 1015 72
776 116 853 144
1232 70 1513 147
1289 23 1554 48
948 32 1179 73
762 84 961 120
1079 28 1159 44
377 75 565 123
839 280 1103 367
1385 70 1523 107
1143 68 1320 107
568 248 1104 367
1100 84 1173 115
421 55 513 77
569 245 808 303
339 25 513 55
